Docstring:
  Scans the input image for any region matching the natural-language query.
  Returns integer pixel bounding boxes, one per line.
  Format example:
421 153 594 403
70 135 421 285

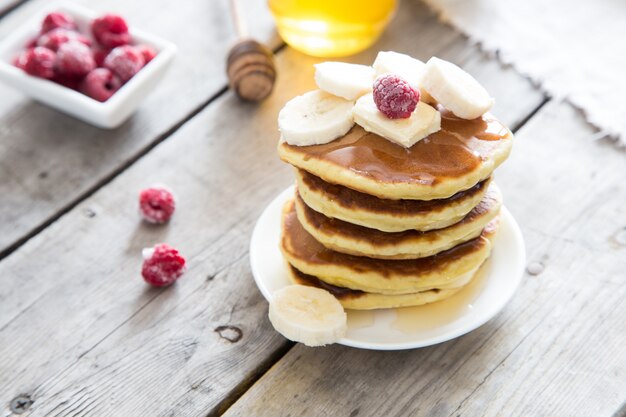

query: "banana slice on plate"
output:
278 90 355 146
422 57 494 120
269 285 347 347
314 62 375 100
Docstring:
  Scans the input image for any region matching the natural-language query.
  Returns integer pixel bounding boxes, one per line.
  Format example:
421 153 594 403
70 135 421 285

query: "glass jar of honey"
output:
268 0 397 57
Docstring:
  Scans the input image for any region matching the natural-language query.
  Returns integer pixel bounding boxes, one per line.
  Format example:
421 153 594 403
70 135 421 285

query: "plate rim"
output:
250 185 526 350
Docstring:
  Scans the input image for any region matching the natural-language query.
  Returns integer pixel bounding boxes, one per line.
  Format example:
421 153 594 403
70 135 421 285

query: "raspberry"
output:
141 243 186 287
139 185 176 223
25 37 38 48
104 45 145 82
81 68 122 102
52 73 81 90
136 45 157 64
37 28 91 51
14 47 56 79
373 74 420 119
91 14 130 49
55 41 95 77
41 12 76 34
93 48 110 67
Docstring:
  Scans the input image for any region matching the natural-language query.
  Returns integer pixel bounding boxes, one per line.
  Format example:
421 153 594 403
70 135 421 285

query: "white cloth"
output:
423 0 626 146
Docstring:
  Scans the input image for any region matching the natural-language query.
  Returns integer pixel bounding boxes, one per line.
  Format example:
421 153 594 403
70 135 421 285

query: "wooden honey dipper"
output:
226 0 276 101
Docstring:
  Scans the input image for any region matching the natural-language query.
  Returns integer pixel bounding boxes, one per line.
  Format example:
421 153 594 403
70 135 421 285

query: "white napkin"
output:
423 0 626 147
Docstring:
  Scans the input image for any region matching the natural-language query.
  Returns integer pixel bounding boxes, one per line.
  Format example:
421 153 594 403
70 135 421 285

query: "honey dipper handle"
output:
229 0 248 39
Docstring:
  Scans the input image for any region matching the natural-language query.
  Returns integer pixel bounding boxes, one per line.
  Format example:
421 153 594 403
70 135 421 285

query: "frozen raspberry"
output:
55 41 95 77
104 45 145 82
41 12 76 34
92 14 130 49
81 68 122 102
139 185 176 224
93 48 110 67
25 37 38 48
136 45 157 64
373 74 420 119
37 28 91 51
14 47 56 79
52 73 81 90
141 243 186 287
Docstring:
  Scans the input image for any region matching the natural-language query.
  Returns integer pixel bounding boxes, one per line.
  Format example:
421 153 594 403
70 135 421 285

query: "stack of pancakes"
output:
278 108 513 310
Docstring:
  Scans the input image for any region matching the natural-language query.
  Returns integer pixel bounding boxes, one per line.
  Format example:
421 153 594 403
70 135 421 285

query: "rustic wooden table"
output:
1 0 624 416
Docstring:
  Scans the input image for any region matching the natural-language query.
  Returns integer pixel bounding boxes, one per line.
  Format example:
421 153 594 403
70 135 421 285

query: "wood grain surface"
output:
223 101 626 417
0 0 278 256
0 1 547 415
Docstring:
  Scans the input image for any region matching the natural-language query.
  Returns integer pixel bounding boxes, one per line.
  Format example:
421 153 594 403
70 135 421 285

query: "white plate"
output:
250 186 526 350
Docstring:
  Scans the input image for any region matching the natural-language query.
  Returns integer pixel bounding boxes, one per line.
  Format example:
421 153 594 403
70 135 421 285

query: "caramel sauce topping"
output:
284 109 509 185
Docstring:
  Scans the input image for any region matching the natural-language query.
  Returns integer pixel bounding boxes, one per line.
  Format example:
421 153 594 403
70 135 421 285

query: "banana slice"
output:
422 57 494 119
269 284 347 347
353 93 441 148
372 51 433 103
278 90 354 146
314 62 375 100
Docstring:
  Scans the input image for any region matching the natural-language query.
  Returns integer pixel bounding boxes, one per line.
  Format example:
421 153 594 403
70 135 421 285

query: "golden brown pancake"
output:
295 182 501 260
287 265 466 310
296 169 491 232
280 199 493 294
279 108 512 200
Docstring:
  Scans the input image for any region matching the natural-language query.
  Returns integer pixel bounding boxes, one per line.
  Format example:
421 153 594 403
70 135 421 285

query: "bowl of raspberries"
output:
0 3 176 128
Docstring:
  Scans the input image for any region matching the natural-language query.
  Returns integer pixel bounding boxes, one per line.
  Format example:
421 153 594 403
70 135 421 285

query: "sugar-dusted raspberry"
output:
141 243 186 287
136 45 157 64
55 41 96 77
25 37 38 48
139 185 176 224
41 12 76 34
37 28 91 51
93 48 110 67
52 73 81 90
104 45 145 82
81 68 122 102
91 14 130 49
373 74 420 119
14 47 56 79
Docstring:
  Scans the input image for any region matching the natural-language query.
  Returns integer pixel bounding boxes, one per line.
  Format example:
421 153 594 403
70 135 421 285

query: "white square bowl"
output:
0 2 177 129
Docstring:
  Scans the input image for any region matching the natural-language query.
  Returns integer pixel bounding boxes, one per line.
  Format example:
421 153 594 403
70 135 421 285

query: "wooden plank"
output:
223 99 626 417
0 0 278 255
0 80 294 417
0 1 545 415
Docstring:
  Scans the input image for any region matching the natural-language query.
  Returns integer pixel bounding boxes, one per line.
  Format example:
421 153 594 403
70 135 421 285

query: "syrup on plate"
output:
346 309 376 329
392 261 490 333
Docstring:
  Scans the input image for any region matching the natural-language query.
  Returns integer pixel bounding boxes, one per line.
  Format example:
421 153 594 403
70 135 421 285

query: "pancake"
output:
280 199 493 294
278 108 512 200
295 182 501 260
287 265 469 310
297 169 491 232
